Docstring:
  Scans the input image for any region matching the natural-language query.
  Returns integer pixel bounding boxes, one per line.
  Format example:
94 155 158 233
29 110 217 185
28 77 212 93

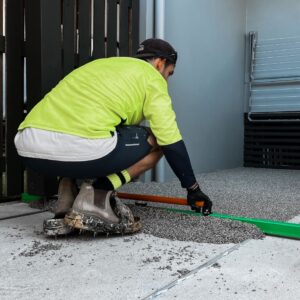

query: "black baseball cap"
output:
135 38 178 65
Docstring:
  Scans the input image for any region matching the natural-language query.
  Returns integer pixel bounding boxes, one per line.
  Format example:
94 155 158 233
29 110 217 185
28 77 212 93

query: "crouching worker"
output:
14 38 212 237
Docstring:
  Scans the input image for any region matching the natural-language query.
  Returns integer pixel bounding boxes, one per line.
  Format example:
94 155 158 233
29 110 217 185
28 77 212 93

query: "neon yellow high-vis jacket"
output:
18 57 182 146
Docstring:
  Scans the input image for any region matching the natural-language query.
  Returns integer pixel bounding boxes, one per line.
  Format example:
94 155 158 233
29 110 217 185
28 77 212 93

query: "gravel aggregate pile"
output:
120 168 300 221
129 205 264 244
118 168 300 244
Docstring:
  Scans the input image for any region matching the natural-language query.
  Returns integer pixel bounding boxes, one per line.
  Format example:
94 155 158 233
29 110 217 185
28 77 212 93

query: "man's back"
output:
19 57 171 140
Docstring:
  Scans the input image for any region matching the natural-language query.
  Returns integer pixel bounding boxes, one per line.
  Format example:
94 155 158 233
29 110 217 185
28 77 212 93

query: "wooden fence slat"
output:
25 0 41 112
107 0 118 57
25 0 62 196
5 0 24 196
26 0 62 110
131 0 140 56
40 0 63 91
119 0 129 56
0 0 3 197
93 0 105 59
63 0 76 75
78 0 91 66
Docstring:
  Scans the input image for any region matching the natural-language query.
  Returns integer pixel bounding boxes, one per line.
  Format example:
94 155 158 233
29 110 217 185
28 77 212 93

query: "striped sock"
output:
94 170 131 190
107 170 131 190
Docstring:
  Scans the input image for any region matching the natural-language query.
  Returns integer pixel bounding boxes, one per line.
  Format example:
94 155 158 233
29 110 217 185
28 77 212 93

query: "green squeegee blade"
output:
21 193 42 203
166 208 300 240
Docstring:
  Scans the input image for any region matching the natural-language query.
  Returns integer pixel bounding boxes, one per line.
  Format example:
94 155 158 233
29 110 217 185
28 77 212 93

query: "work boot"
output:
43 218 74 237
52 178 78 218
43 178 78 237
64 181 141 234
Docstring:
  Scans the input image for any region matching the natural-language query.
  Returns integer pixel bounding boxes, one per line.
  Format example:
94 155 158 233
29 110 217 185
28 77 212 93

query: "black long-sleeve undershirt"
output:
161 140 196 188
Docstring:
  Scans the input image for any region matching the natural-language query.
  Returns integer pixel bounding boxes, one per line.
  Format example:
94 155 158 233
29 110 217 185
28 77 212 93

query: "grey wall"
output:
163 0 246 179
246 0 300 39
139 0 154 40
139 0 300 182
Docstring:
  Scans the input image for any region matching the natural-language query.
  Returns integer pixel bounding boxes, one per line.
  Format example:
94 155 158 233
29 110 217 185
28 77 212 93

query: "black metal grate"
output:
244 113 300 169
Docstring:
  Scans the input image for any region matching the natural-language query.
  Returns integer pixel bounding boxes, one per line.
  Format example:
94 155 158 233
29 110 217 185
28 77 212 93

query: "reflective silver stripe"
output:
125 143 140 146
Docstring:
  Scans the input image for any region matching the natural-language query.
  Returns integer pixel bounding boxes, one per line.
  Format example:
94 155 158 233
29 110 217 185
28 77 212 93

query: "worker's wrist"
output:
187 182 200 193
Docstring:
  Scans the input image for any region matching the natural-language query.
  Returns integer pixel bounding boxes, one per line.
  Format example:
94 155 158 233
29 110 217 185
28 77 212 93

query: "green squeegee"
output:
166 208 300 240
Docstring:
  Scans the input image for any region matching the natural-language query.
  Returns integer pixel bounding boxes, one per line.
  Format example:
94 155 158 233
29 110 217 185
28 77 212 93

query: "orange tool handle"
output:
117 192 204 207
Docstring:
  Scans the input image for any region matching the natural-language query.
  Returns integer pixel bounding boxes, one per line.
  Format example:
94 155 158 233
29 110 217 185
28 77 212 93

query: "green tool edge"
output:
165 208 300 240
21 193 42 203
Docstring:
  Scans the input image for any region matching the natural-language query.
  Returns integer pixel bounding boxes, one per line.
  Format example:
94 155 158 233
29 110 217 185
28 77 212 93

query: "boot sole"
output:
64 210 141 234
43 218 74 237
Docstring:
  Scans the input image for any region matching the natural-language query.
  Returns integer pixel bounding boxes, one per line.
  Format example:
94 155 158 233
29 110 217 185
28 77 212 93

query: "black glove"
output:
187 184 213 216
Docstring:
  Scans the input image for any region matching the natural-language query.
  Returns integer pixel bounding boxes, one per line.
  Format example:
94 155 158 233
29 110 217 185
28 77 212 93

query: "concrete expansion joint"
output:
142 239 250 300
0 210 47 221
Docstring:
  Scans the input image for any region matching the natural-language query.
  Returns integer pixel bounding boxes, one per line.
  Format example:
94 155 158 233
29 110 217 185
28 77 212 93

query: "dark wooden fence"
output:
0 0 3 200
1 0 140 201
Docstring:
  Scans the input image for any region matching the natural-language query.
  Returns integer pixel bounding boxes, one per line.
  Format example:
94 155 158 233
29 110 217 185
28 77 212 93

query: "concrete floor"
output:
0 206 231 300
0 206 299 299
1 168 300 299
155 237 300 300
